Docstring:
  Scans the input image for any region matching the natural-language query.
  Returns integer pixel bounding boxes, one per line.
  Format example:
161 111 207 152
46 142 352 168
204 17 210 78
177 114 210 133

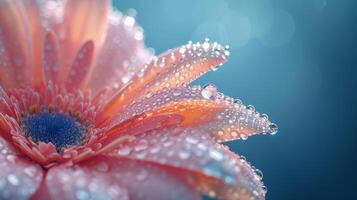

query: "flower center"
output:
21 111 86 151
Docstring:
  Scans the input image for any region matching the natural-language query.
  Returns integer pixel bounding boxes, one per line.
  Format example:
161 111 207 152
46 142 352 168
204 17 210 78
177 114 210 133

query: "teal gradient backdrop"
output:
114 0 356 199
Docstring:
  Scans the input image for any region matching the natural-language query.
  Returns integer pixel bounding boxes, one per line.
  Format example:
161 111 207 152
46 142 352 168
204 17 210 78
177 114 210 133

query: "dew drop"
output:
209 149 224 161
185 135 199 144
201 84 217 99
24 167 36 177
211 65 219 71
255 168 264 180
7 174 19 186
241 135 248 140
231 131 238 137
234 99 242 105
202 41 210 51
178 150 190 160
172 90 182 96
149 146 161 154
118 146 132 156
135 151 147 159
246 105 255 112
240 155 247 162
269 123 278 135
121 74 131 84
123 16 135 27
135 142 148 151
260 113 269 120
6 155 16 163
179 46 186 54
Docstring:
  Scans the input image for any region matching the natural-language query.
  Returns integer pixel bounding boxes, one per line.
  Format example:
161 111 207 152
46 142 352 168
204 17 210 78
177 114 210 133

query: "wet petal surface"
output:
0 1 33 88
53 0 110 81
113 127 266 199
98 41 229 122
42 31 61 84
0 137 43 200
47 156 200 200
106 87 276 142
88 12 152 96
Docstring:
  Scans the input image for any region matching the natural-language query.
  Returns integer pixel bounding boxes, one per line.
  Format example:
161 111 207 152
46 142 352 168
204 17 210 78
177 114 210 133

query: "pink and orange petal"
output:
0 0 277 200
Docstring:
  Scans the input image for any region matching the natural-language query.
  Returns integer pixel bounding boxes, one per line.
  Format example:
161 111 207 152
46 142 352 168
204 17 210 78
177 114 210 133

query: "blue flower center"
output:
21 112 86 151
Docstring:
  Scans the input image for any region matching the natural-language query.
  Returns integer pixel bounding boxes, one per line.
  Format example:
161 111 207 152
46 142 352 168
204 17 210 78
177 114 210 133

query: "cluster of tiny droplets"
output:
114 128 266 198
112 38 277 140
112 84 277 144
47 158 195 199
0 138 42 200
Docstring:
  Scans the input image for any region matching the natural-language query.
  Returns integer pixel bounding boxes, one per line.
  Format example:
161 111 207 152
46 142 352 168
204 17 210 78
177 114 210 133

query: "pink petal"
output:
42 31 61 84
53 0 110 81
113 128 266 199
0 84 12 116
97 41 228 123
0 1 33 89
105 87 275 142
0 137 43 200
65 40 94 91
87 12 152 96
47 156 200 200
46 163 129 200
19 0 47 87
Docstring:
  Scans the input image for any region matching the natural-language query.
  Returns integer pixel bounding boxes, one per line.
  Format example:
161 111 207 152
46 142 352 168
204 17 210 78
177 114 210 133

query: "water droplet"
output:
24 167 36 177
121 74 131 84
149 146 161 154
118 146 132 156
163 141 174 147
179 46 186 54
202 41 210 51
7 174 19 186
234 99 242 105
197 143 207 151
123 16 135 27
269 123 278 135
246 105 255 112
172 90 182 96
135 151 147 159
135 142 148 151
178 150 190 160
6 155 16 163
231 131 238 137
185 135 199 144
209 150 224 161
201 84 217 99
240 155 247 162
260 113 269 120
255 168 264 180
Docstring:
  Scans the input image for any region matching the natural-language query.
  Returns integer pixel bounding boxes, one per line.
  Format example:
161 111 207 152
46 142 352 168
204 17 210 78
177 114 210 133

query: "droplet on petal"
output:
269 123 278 135
201 84 218 99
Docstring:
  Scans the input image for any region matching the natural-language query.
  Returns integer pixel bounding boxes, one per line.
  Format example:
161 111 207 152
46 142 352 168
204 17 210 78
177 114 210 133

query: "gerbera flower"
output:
0 0 278 200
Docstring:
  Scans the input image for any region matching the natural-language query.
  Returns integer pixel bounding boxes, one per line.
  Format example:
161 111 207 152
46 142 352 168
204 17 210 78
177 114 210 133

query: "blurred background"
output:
114 0 356 199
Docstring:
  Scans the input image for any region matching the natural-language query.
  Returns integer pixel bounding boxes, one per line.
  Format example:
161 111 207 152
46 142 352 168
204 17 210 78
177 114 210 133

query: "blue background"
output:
115 0 356 199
